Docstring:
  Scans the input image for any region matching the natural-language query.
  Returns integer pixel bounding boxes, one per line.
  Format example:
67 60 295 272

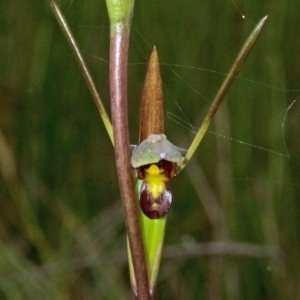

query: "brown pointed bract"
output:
139 47 164 143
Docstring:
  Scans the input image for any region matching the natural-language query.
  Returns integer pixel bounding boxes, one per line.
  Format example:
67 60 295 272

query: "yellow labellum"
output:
144 164 166 199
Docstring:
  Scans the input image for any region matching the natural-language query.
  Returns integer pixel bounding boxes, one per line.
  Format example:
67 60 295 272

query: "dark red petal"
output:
139 182 172 219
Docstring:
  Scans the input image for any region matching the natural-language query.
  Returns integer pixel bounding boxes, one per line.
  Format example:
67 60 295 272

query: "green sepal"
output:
140 206 166 293
137 179 166 292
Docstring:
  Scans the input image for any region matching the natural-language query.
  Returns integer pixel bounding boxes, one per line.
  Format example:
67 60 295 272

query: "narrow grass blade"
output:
180 15 268 170
50 1 114 145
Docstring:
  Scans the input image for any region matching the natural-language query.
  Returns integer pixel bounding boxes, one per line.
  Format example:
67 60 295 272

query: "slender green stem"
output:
50 1 114 145
106 1 151 299
181 15 268 169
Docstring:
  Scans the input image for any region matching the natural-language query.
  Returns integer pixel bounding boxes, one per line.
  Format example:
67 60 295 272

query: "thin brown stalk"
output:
109 26 151 300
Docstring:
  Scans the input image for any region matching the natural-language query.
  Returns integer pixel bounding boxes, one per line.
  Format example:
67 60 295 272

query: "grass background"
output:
1 0 300 299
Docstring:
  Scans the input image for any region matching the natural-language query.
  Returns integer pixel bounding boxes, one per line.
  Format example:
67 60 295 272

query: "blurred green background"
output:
1 0 300 299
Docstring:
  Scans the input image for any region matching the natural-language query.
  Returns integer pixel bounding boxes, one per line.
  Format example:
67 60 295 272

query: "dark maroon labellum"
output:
139 182 172 219
136 160 177 219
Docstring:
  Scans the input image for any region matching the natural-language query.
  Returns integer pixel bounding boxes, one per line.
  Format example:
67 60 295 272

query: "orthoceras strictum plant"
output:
50 1 268 296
